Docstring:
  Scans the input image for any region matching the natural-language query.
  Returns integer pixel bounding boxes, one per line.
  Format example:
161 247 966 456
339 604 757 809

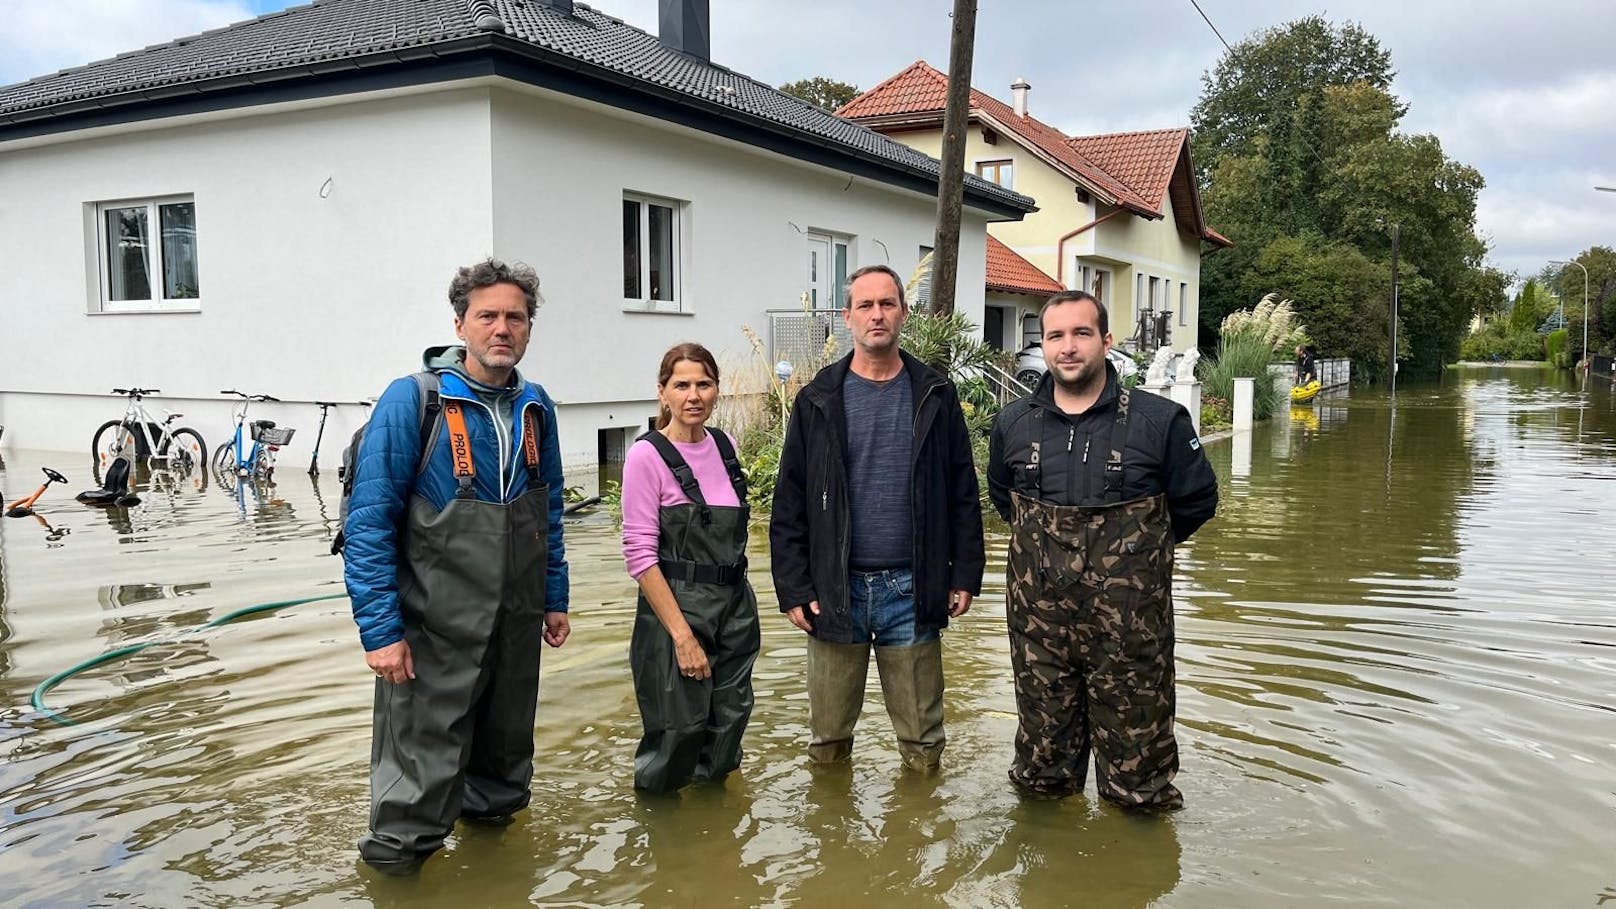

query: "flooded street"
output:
1 366 1613 908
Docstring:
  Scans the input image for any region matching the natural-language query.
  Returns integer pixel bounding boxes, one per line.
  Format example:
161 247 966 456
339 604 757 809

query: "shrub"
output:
1200 333 1286 421
1546 328 1569 368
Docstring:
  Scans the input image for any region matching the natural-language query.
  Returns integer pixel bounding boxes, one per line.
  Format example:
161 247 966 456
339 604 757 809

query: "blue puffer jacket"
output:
343 353 569 652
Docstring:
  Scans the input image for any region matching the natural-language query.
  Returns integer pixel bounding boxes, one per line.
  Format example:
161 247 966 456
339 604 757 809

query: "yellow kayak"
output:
1290 380 1322 403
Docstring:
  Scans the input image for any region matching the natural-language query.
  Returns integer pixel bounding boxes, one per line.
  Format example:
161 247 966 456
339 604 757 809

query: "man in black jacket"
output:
988 290 1218 810
770 264 985 772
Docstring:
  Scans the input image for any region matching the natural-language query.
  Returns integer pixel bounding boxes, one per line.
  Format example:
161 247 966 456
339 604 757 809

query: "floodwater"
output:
0 365 1612 908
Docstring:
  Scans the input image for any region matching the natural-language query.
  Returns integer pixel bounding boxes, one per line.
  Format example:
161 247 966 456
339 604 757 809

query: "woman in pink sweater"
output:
621 342 760 793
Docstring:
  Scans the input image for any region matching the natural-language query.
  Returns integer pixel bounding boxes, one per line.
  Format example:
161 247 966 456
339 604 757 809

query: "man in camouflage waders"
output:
988 291 1218 809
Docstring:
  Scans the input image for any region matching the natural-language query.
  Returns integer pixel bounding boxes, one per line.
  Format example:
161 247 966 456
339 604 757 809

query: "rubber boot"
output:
806 638 870 763
874 640 946 772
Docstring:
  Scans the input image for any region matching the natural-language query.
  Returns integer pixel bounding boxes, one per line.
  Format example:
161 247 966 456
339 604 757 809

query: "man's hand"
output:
366 640 415 684
543 611 570 648
948 589 973 618
786 600 820 633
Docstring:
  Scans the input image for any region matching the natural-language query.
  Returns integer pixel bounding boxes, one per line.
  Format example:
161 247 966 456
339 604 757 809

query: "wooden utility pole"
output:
930 0 977 316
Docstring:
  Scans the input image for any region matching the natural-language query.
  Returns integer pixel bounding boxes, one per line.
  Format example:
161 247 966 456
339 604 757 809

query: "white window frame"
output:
91 194 201 313
1179 283 1188 325
622 191 688 314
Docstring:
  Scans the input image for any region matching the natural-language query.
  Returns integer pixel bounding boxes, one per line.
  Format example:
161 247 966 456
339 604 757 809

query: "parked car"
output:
1013 341 1138 388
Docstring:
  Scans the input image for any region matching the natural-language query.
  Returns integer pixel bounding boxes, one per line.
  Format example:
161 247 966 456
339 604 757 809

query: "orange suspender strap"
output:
443 401 476 497
522 405 541 478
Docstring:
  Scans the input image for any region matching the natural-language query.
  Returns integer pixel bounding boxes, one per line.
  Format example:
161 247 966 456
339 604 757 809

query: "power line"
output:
1188 0 1232 53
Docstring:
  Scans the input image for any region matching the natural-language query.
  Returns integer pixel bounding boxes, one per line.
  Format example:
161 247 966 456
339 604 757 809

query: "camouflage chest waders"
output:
630 431 761 794
361 401 551 865
1004 387 1182 809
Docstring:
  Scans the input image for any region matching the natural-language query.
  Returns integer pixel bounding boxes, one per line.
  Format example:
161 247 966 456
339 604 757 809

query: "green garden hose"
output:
31 592 349 727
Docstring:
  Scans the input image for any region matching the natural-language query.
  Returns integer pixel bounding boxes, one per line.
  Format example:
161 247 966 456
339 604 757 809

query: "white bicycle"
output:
91 387 208 476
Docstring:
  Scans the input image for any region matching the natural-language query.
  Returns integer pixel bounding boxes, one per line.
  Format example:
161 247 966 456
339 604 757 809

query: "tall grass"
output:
1200 334 1286 420
1199 294 1307 422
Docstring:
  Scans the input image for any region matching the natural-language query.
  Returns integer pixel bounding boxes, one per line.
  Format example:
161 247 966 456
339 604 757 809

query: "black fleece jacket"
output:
768 351 985 643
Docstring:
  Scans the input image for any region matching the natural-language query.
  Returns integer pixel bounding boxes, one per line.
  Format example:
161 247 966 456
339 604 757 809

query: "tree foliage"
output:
1192 17 1494 380
778 76 860 111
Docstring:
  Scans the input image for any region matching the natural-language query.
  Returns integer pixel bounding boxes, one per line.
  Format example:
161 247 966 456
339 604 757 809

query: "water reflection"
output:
0 368 1612 907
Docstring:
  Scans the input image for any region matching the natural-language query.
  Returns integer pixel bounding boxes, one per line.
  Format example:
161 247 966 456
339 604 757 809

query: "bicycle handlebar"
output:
112 387 159 396
220 390 280 402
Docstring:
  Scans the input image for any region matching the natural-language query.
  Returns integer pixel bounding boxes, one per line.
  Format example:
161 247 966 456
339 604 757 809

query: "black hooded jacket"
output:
769 351 985 643
987 366 1219 543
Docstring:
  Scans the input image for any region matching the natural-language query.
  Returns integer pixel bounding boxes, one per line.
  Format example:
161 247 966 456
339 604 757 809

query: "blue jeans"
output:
848 568 938 645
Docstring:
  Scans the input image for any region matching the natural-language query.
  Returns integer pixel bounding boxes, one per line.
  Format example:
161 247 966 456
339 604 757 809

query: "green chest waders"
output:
361 401 552 866
630 430 761 794
1003 388 1183 809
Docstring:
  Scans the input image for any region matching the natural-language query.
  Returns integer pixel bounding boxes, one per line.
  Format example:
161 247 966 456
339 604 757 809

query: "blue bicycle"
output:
212 390 295 486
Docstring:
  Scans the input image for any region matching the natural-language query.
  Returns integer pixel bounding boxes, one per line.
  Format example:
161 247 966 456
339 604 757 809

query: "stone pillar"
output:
1233 377 1255 432
1169 381 1201 436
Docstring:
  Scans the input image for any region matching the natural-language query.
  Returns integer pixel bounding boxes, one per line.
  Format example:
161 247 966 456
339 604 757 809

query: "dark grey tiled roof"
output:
0 0 1033 214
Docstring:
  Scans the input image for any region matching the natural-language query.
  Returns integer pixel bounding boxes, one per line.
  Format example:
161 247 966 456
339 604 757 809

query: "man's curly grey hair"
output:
448 257 542 319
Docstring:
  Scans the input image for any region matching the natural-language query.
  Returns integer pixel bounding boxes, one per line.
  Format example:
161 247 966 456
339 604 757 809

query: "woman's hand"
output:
674 632 711 681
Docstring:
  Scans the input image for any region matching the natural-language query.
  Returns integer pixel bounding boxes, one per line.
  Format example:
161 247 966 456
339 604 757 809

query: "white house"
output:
0 0 1032 489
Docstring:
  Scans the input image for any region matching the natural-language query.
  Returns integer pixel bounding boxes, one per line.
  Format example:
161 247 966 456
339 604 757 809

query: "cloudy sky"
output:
3 0 1611 281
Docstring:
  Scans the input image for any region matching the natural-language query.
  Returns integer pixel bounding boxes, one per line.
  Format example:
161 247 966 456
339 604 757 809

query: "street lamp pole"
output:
1549 259 1589 369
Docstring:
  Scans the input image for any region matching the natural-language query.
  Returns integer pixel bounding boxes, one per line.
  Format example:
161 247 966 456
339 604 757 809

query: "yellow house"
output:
840 61 1230 355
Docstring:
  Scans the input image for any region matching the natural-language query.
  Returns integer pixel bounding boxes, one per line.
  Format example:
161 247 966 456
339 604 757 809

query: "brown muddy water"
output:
0 365 1612 908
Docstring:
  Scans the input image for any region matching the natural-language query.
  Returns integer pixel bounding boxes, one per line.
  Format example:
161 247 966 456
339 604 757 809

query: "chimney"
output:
1011 78 1031 117
660 0 711 61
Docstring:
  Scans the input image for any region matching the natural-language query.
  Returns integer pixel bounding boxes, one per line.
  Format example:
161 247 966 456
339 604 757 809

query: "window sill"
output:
88 306 203 316
620 303 691 316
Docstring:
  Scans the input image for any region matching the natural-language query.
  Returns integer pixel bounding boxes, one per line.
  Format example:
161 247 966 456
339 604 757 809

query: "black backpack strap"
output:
708 428 748 503
412 371 442 476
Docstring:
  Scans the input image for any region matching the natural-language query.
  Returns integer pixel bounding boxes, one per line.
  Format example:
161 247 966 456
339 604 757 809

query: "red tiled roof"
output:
1067 128 1186 208
840 61 1231 249
985 235 1063 296
838 61 1155 215
1070 127 1231 248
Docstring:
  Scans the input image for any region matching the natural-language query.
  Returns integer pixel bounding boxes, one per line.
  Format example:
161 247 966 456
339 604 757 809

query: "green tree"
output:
1191 15 1402 177
778 76 860 111
1192 17 1493 378
1546 246 1616 357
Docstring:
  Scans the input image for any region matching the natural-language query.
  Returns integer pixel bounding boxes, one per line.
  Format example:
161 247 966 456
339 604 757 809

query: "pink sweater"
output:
621 432 742 579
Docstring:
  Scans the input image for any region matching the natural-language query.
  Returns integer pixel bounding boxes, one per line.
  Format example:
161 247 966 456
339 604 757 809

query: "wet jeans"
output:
848 568 937 645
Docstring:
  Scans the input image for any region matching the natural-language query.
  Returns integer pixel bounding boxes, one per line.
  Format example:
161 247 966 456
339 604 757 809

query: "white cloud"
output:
0 0 255 87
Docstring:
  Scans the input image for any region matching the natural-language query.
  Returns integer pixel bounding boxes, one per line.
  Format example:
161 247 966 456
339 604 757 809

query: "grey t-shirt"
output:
843 370 913 570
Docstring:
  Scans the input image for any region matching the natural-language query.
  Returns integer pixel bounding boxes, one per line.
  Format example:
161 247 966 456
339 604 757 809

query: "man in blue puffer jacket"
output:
343 257 569 875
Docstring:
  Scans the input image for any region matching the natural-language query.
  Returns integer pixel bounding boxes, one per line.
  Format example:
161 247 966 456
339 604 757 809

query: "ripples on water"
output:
0 367 1612 908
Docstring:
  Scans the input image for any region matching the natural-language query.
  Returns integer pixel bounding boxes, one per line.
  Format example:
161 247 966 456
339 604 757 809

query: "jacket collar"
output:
802 349 946 407
1031 360 1119 417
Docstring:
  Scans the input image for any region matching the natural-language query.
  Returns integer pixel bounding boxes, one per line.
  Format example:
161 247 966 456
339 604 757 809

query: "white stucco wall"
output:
0 87 496 465
487 86 987 486
0 80 993 491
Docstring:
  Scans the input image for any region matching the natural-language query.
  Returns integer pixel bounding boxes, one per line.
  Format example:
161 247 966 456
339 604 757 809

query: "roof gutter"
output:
1055 207 1127 288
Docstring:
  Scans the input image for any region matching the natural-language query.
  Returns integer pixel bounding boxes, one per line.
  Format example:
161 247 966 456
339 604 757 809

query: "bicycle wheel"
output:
92 420 134 467
252 448 277 484
162 428 208 475
212 441 235 478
